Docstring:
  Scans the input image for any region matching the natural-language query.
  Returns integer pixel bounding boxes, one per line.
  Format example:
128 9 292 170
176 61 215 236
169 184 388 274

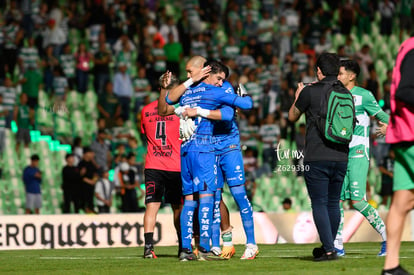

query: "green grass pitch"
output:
0 242 413 274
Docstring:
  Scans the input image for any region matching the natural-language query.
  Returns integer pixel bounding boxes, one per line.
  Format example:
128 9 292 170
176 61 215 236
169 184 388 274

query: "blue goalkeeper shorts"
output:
216 149 245 189
181 151 217 195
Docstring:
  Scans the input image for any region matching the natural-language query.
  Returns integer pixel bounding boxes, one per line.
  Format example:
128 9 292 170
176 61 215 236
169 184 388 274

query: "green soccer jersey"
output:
0 104 6 128
244 81 262 108
19 46 39 70
401 0 413 16
22 69 42 97
349 86 389 159
53 77 68 97
17 105 30 129
59 54 76 78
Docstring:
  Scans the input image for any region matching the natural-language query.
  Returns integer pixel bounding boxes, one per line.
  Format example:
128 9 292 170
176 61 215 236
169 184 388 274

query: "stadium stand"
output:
0 0 406 214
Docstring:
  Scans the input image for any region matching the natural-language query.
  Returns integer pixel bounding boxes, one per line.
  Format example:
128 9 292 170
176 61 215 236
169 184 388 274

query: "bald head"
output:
186 56 206 78
187 56 206 68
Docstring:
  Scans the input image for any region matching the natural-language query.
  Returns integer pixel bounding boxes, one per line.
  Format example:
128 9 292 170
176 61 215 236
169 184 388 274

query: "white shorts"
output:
26 193 42 209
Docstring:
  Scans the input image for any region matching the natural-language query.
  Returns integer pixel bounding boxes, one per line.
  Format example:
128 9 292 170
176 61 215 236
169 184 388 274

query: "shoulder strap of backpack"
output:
307 81 334 121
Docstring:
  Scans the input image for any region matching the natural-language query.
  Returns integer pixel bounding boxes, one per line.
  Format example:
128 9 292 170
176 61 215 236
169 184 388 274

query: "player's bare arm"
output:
288 83 305 122
158 71 179 116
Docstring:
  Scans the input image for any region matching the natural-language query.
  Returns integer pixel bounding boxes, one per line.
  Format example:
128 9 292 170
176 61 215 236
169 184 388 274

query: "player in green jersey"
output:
335 60 389 257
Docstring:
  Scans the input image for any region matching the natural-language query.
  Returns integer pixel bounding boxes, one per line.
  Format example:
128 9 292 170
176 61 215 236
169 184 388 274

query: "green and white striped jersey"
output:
0 104 6 128
222 45 240 60
53 77 68 96
152 48 166 73
244 81 263 108
349 86 389 159
133 77 150 100
19 46 39 70
0 86 17 111
4 24 18 49
59 54 76 77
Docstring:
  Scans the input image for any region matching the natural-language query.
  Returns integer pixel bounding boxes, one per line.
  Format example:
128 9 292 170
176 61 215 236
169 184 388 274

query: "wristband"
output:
183 78 194 88
196 107 210 118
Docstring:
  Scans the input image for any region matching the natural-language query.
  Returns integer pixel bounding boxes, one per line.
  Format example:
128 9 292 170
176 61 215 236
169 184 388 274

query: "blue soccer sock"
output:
180 200 197 251
211 190 222 249
199 195 214 252
230 185 256 244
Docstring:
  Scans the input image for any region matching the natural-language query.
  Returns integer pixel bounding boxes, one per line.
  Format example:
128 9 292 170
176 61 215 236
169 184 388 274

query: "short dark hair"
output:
203 59 229 78
65 153 74 159
340 59 361 77
126 152 135 160
31 154 40 161
316 52 340 76
282 198 292 205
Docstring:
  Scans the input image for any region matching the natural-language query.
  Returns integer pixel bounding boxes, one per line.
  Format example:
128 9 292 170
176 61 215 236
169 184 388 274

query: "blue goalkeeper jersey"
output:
212 81 241 154
175 82 252 153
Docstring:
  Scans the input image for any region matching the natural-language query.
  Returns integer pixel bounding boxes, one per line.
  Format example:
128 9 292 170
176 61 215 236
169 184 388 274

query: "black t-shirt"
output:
396 49 414 107
62 165 82 190
78 160 98 183
93 51 111 74
295 75 349 162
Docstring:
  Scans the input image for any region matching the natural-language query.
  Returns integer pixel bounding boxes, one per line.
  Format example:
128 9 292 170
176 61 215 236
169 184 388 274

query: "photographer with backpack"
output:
288 52 354 261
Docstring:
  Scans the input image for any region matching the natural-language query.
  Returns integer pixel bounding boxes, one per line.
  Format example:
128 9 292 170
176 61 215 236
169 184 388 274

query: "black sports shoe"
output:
381 265 410 275
179 249 197 261
314 251 339 262
312 246 325 258
144 247 157 259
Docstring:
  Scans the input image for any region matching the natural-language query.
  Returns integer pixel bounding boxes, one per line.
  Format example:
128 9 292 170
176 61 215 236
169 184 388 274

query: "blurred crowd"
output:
0 0 409 213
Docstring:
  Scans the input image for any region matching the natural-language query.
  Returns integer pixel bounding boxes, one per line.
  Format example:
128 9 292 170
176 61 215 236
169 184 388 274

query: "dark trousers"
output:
121 189 138 213
304 160 347 253
3 48 17 77
62 188 81 213
44 68 54 94
93 72 110 96
98 205 110 213
117 96 131 121
82 183 95 212
76 69 89 93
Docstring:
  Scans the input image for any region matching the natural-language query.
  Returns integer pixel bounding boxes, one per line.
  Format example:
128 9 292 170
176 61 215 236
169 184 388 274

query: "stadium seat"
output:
360 34 372 48
38 90 50 108
66 90 83 110
36 107 54 129
71 110 86 137
84 91 98 111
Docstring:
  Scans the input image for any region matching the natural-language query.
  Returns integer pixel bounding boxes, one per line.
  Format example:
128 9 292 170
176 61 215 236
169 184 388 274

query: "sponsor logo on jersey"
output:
225 87 233 94
234 165 242 173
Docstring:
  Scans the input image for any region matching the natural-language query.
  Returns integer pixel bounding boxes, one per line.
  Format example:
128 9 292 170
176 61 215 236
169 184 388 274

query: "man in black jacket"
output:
288 53 348 261
62 153 82 213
